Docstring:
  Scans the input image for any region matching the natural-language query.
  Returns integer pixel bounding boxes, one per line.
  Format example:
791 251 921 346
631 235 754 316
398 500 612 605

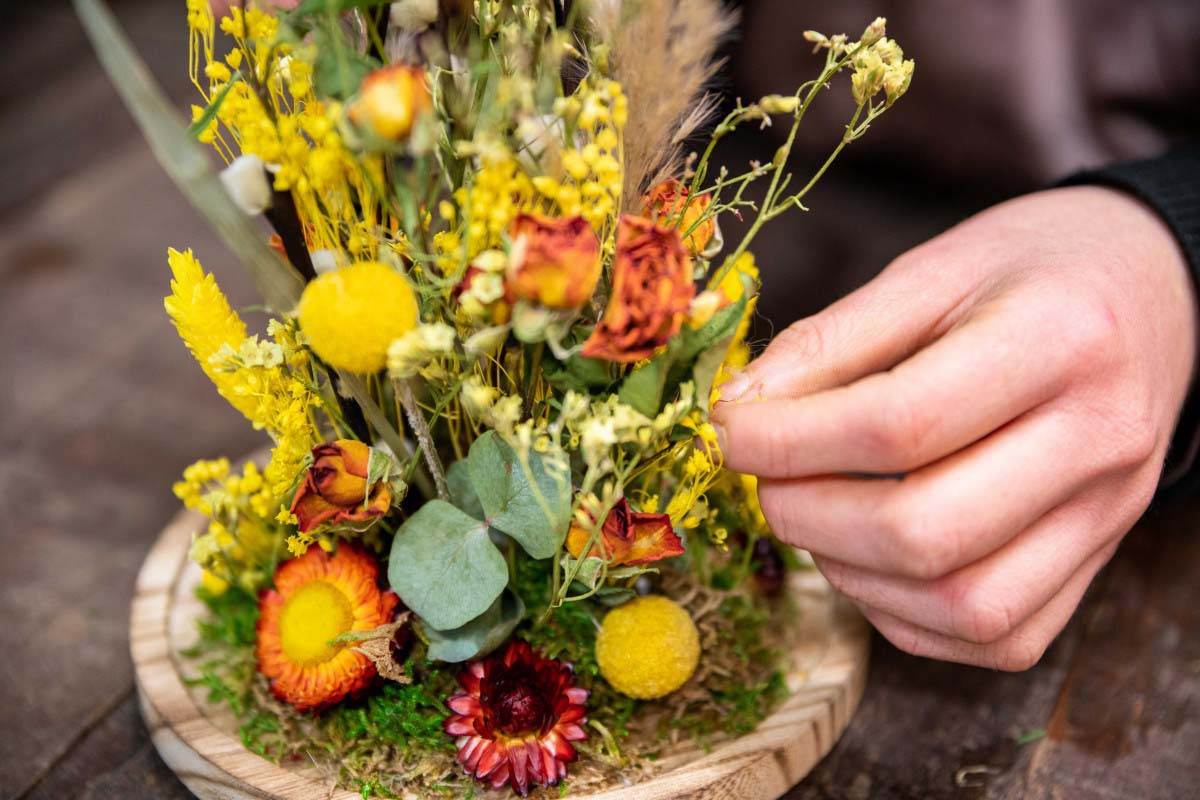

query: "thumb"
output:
717 251 970 404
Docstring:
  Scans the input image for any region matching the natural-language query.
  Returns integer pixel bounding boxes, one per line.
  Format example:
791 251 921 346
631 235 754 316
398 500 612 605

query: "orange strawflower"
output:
256 544 399 711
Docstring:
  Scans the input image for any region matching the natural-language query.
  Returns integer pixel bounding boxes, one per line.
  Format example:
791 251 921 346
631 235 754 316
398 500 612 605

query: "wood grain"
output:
131 509 870 800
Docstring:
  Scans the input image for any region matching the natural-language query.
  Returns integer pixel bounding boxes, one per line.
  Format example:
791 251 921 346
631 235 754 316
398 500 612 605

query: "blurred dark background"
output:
2 1 1197 798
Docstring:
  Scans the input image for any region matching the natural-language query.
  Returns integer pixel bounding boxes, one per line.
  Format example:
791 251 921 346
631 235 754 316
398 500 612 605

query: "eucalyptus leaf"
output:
73 0 304 313
467 432 570 559
617 357 668 417
446 459 484 519
387 500 508 630
424 591 525 663
543 354 613 393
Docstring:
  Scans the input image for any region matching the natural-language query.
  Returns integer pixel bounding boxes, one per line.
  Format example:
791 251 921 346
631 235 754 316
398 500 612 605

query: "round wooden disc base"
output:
132 509 869 799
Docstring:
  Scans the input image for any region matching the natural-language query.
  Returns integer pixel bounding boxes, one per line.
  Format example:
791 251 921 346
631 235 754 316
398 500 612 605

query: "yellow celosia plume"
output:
164 247 258 420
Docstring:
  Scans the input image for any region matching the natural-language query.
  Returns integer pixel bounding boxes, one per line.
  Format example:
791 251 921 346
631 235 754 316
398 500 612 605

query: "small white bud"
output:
219 155 273 215
309 249 342 275
389 0 438 31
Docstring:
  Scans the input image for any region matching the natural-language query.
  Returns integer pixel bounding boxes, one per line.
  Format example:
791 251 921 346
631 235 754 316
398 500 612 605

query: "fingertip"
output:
714 368 753 404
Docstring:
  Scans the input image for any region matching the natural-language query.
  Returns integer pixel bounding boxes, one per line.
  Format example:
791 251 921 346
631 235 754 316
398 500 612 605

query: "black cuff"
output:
1059 144 1200 503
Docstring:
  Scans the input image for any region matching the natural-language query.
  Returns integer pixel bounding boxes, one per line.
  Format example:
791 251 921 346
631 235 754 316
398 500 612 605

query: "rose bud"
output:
507 213 602 310
642 178 718 257
581 215 696 363
289 440 392 532
349 64 432 141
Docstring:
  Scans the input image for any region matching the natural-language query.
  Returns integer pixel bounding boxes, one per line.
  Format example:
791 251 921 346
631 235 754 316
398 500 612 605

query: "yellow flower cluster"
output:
188 4 384 260
167 248 322 587
532 79 626 234
452 151 537 260
176 458 282 593
850 33 915 107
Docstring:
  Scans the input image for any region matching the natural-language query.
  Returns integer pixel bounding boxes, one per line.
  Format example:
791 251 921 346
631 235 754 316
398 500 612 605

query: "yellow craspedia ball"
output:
596 595 700 700
297 261 418 373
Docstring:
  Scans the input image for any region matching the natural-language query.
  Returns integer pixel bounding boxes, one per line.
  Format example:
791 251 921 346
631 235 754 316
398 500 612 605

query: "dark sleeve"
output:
1059 145 1200 503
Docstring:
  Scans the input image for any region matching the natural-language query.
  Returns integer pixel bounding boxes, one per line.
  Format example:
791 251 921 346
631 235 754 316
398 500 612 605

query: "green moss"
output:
325 672 455 753
184 556 794 797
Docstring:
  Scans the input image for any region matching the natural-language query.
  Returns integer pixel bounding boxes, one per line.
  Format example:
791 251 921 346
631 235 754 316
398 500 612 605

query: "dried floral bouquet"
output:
79 0 912 796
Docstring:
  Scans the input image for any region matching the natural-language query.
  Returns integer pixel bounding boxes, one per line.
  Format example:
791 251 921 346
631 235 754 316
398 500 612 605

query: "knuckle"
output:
1059 291 1121 367
881 496 960 580
992 634 1047 672
758 420 804 477
871 613 928 659
948 582 1016 644
860 387 934 471
815 558 865 603
1107 410 1159 472
774 317 828 363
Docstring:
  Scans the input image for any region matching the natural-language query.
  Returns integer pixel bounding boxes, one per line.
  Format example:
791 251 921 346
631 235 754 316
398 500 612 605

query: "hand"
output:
712 186 1197 670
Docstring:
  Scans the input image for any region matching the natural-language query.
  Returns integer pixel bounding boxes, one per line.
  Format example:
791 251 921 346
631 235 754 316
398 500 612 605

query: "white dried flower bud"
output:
560 391 589 423
389 0 438 31
860 17 887 47
884 59 916 106
309 249 342 275
474 249 508 274
464 325 510 357
461 376 499 419
489 395 523 435
220 154 273 215
580 417 617 466
388 323 456 378
759 94 800 115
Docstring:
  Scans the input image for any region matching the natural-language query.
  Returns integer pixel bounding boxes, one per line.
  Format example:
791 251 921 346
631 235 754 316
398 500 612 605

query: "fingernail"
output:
716 369 752 403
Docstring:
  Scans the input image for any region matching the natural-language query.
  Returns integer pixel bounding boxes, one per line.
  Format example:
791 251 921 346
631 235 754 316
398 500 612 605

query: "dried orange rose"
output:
581 216 696 363
507 213 602 309
642 178 716 256
349 64 432 141
566 498 684 567
290 440 391 532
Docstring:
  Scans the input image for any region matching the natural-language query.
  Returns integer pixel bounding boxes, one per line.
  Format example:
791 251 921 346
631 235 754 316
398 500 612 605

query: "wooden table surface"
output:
3 3 1197 799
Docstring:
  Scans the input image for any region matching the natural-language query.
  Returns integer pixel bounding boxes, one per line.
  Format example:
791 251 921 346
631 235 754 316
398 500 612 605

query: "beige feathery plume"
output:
606 0 737 204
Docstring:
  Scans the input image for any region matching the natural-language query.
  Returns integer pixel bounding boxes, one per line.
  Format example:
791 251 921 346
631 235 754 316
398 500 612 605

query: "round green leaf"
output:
387 500 507 631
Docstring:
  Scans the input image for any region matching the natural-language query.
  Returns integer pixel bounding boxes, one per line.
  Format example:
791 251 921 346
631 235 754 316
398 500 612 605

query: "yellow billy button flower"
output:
298 261 419 373
596 595 700 699
349 64 432 141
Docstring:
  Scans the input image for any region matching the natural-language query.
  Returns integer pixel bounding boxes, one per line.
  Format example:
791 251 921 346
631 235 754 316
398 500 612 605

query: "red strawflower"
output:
443 641 589 796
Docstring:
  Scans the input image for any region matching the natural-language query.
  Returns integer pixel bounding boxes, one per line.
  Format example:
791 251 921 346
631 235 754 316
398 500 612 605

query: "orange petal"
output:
334 439 372 477
623 513 684 565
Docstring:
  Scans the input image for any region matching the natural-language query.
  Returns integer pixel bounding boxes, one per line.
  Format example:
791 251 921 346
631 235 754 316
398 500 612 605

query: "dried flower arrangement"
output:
79 0 912 796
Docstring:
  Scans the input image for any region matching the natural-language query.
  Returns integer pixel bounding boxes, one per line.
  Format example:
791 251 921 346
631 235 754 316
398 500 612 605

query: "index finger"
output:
714 293 1090 478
